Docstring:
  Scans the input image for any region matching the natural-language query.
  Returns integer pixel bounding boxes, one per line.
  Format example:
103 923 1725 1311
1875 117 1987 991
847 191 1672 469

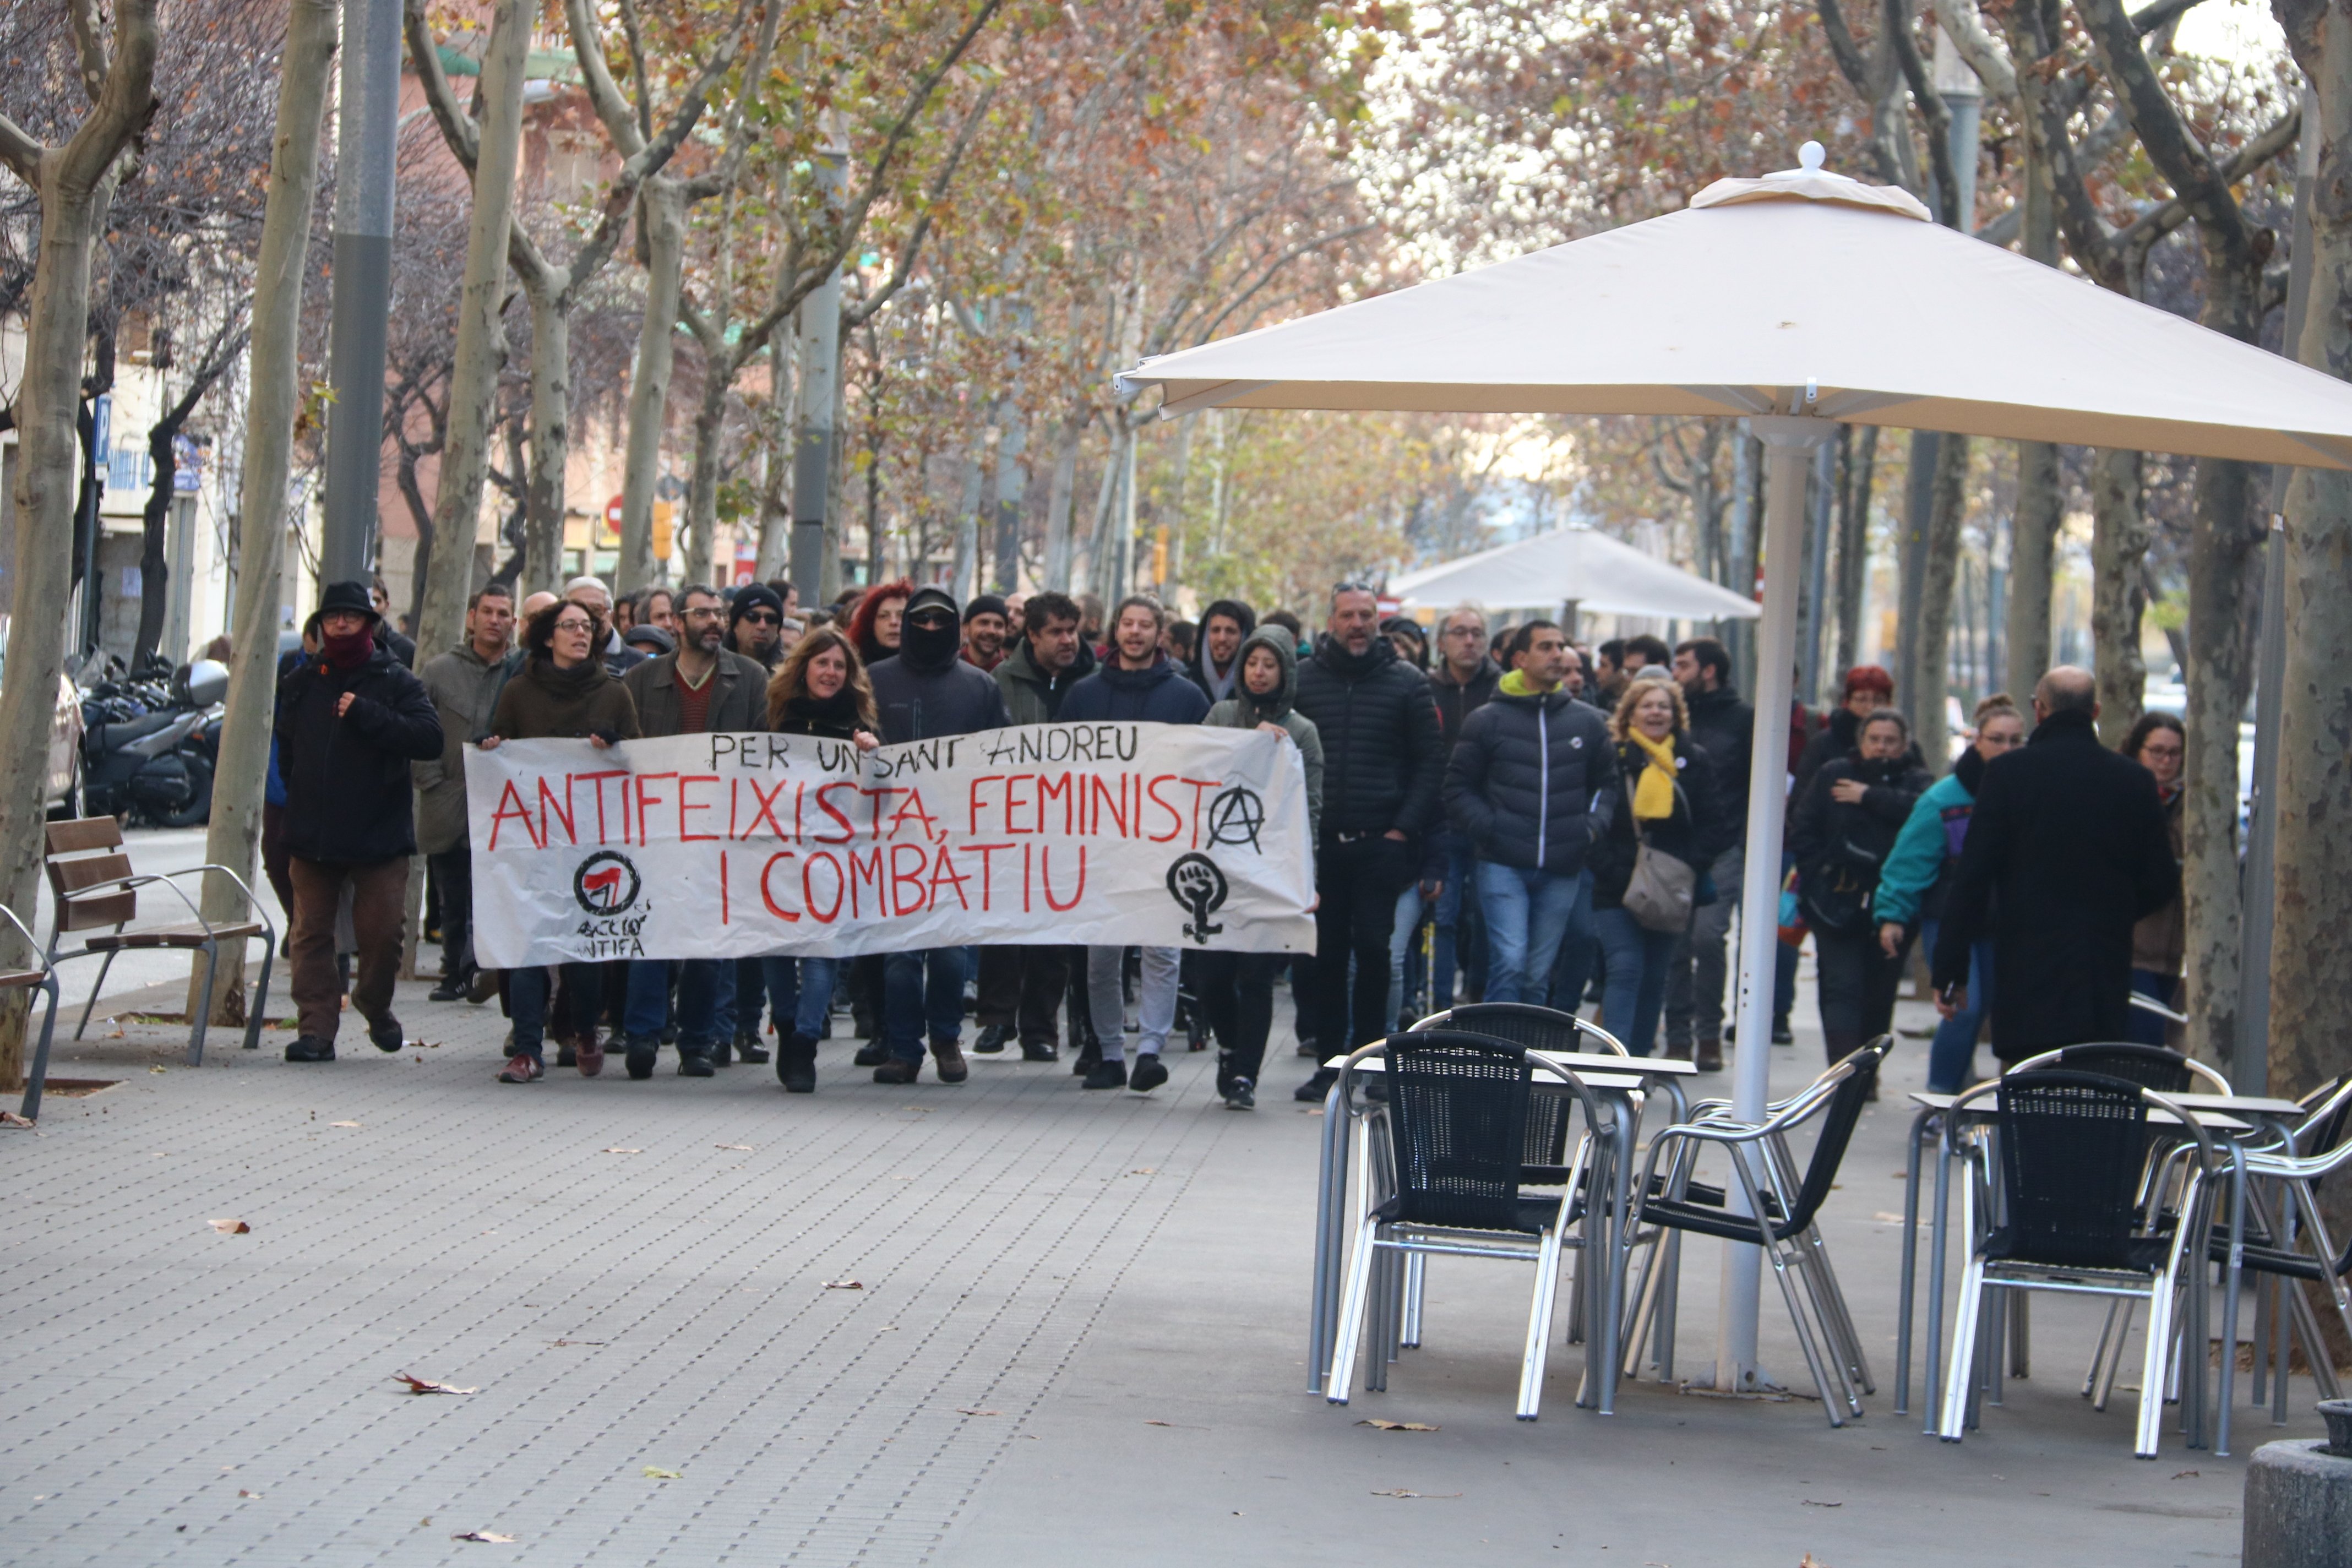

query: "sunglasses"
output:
741 610 781 625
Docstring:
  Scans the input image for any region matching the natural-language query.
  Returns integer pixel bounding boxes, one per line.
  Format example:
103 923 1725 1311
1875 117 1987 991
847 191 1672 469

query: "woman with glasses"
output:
2118 711 2187 1046
477 600 643 1084
1872 694 2026 1091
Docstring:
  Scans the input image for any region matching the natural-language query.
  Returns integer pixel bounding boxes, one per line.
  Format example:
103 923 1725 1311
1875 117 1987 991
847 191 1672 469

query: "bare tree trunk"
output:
616 179 686 592
2090 447 2150 742
2007 108 2064 709
1833 424 1876 678
682 349 729 589
521 282 569 596
0 2 161 1077
2181 458 2264 1066
1908 434 1970 769
189 0 335 1026
1043 411 1084 591
755 340 792 582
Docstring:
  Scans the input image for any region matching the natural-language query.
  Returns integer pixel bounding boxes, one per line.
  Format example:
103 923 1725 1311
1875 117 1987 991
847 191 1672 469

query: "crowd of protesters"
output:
266 560 2180 1106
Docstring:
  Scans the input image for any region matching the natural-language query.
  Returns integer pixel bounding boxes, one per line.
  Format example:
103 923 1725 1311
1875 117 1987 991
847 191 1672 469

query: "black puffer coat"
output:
1442 678 1611 875
1588 733 1729 910
1787 750 1932 925
1683 682 1755 825
274 643 446 863
1291 634 1444 840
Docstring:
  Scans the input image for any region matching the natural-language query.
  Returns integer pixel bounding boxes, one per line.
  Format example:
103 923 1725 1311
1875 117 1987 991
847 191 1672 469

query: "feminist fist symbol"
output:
1166 853 1229 945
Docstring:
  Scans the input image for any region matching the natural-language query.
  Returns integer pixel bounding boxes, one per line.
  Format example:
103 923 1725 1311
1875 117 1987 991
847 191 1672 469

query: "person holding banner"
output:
478 599 644 1083
1201 626 1322 1109
1060 594 1212 1093
866 587 1013 1085
762 624 883 1092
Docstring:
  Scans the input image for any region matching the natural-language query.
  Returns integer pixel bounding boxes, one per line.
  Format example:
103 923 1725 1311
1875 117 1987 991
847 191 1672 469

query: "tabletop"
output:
1322 1049 1696 1081
1908 1090 2253 1133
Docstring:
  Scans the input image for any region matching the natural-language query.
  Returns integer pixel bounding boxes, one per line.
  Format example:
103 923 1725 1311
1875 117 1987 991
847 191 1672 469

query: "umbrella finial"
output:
1799 140 1826 172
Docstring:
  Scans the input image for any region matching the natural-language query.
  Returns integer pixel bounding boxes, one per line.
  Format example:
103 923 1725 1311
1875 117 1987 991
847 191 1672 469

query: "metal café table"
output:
1893 1086 2303 1454
1307 1046 1697 1416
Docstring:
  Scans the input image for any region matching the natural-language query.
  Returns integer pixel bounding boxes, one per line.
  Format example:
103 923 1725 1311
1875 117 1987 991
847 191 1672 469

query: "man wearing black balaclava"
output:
866 586 1013 1087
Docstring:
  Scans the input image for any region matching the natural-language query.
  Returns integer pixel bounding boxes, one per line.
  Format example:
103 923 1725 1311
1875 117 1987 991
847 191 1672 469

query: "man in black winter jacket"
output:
273 579 446 1064
1444 621 1609 1007
1665 638 1755 1069
1291 584 1444 1099
867 587 1013 1087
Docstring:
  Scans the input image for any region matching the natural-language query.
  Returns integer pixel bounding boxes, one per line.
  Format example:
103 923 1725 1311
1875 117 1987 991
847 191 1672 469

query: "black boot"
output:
853 1039 891 1068
775 1032 818 1093
733 1029 770 1066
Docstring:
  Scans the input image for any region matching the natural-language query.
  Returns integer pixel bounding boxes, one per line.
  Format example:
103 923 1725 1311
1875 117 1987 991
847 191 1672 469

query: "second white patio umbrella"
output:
1117 144 2352 1395
1387 525 1762 621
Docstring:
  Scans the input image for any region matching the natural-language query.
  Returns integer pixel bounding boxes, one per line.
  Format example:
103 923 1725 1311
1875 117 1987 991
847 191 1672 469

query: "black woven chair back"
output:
1994 1070 2152 1270
1779 1041 1887 1233
1429 1004 1603 1174
1383 1031 1536 1233
2047 1043 2194 1094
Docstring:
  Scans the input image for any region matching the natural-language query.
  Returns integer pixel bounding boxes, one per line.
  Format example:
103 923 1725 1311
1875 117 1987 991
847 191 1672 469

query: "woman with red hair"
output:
847 578 914 671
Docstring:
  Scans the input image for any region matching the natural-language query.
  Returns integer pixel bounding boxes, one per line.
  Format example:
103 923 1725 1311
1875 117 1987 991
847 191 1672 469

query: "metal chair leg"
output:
72 948 118 1039
2137 1280 2174 1460
1938 1263 1988 1442
2094 1300 2133 1412
241 935 274 1051
1516 1224 1564 1420
19 974 60 1123
1326 1217 1381 1404
187 939 219 1066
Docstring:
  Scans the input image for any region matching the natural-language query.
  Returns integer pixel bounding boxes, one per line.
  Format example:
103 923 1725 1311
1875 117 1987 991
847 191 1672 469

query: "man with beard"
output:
867 587 1013 1085
1186 598 1255 705
961 593 1010 672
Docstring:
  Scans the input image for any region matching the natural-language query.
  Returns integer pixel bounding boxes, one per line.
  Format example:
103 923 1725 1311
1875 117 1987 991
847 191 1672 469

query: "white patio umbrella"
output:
1117 144 2352 1394
1387 525 1761 620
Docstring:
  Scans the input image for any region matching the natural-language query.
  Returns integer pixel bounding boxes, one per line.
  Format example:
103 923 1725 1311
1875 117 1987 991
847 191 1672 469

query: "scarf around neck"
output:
1625 728 1680 820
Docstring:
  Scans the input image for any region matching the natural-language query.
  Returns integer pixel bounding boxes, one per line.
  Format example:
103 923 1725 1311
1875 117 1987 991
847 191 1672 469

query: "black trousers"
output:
1204 950 1286 1086
427 846 474 980
1316 834 1413 1053
1813 924 1911 1062
975 944 1071 1046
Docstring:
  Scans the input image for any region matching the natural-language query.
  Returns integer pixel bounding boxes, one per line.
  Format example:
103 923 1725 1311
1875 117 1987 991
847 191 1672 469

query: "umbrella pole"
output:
1716 414 1837 1391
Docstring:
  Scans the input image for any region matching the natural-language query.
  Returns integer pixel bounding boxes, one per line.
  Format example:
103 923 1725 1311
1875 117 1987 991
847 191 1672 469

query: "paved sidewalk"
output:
0 970 2330 1567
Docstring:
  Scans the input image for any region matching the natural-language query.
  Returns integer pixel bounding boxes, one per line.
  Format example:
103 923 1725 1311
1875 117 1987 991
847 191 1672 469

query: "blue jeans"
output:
624 959 723 1052
885 948 967 1062
509 962 602 1059
1477 862 1592 1007
2127 968 2178 1048
1592 906 1679 1056
1386 883 1424 1028
1920 919 1994 1092
1430 840 1482 1010
761 956 834 1041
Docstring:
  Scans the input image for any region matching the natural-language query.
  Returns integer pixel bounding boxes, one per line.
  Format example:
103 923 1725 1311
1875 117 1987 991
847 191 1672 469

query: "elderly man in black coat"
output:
1930 667 2179 1060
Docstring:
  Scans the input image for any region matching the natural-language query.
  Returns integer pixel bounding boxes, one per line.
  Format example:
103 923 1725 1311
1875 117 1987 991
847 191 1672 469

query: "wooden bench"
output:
43 816 276 1066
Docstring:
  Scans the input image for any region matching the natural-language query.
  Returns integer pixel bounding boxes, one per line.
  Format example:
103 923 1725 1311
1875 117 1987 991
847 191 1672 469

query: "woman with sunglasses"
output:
478 599 643 1083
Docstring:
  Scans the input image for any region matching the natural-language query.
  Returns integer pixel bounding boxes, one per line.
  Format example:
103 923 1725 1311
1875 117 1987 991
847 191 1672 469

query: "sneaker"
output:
496 1053 543 1084
1294 1066 1338 1103
872 1056 922 1085
853 1041 891 1068
1772 1023 1795 1046
733 1031 770 1066
284 1036 335 1063
575 1033 605 1078
624 1035 658 1080
929 1037 969 1084
1224 1079 1256 1110
1215 1051 1235 1099
556 1041 579 1069
428 976 466 1003
1082 1059 1128 1090
1295 1036 1321 1057
367 1014 405 1054
974 1022 1011 1055
678 1049 716 1078
1129 1054 1168 1093
1020 1039 1059 1063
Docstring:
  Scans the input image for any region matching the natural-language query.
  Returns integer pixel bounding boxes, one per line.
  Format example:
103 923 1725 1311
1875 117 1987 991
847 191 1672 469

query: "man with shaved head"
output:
1930 666 2180 1061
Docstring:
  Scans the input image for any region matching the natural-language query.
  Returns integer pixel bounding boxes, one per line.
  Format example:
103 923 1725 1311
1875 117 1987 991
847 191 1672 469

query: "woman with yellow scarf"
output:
1587 674 1729 1059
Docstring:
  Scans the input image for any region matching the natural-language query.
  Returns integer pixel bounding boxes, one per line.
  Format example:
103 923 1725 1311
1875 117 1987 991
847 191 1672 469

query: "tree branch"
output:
57 0 157 195
69 0 108 106
566 0 649 156
404 0 481 172
1929 0 2016 99
2131 0 2211 36
2079 0 2248 250
0 115 43 184
1884 0 1960 226
1814 0 1876 97
840 80 1000 330
1188 222 1374 344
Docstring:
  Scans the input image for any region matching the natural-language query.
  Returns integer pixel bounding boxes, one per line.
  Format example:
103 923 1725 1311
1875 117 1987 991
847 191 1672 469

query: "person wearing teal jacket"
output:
1874 696 2027 1091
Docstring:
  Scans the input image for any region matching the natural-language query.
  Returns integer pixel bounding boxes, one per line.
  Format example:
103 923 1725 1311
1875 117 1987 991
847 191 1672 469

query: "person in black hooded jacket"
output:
1290 584 1445 1100
865 587 1012 1087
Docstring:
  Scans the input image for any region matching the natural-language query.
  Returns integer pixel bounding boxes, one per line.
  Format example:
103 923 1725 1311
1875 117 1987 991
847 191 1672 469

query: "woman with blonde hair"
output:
1587 673 1728 1057
760 625 879 1093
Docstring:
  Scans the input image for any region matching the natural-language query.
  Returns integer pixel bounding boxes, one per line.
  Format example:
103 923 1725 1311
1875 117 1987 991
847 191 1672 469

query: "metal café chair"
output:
1325 1031 1613 1420
1 904 80 1124
2010 1040 2231 1095
2206 1075 2352 1415
1618 1037 1891 1424
1937 1070 2215 1460
43 816 275 1066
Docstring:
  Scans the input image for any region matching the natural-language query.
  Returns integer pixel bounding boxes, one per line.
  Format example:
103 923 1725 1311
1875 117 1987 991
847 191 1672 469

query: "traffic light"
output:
652 500 675 561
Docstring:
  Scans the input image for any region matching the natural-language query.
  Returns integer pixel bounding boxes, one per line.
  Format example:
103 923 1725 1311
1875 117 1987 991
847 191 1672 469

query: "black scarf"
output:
530 655 604 696
782 687 862 735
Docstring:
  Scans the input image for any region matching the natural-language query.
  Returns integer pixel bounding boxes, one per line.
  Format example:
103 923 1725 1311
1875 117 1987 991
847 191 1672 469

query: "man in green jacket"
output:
413 583 516 1001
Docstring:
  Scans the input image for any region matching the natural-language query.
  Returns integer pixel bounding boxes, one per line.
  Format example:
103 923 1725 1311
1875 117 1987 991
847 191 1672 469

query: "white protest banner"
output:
466 722 1314 965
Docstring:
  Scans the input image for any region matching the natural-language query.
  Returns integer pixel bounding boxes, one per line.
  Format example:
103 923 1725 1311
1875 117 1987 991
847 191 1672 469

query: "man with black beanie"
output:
961 593 1010 672
728 582 786 670
867 587 1013 1085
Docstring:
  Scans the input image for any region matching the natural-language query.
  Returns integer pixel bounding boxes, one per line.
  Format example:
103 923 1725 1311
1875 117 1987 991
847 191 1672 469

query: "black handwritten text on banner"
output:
465 723 1315 965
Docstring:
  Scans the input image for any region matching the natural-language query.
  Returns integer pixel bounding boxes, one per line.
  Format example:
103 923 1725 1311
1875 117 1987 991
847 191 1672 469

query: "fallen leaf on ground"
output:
238 1489 261 1498
1356 1420 1439 1432
602 1147 643 1155
956 1408 1001 1417
823 1279 864 1290
551 1340 608 1347
1 1110 34 1127
393 1373 478 1395
642 1466 682 1480
1871 1212 1905 1224
2173 1470 2200 1480
149 1065 167 1073
1799 1556 1831 1568
209 1218 250 1234
451 1531 518 1543
1369 1488 1460 1499
1128 1167 1157 1175
715 1144 753 1151
1801 1499 1843 1507
329 1121 360 1128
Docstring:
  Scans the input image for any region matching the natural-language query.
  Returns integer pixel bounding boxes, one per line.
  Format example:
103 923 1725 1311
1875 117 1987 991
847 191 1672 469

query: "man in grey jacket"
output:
617 582 770 1078
415 584 516 1001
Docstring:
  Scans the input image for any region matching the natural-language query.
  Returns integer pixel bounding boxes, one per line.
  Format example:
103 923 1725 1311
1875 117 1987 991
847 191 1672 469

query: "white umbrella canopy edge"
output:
1387 526 1763 620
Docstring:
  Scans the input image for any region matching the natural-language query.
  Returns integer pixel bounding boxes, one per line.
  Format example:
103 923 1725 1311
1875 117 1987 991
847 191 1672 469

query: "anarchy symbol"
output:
1205 785 1266 851
1166 853 1229 944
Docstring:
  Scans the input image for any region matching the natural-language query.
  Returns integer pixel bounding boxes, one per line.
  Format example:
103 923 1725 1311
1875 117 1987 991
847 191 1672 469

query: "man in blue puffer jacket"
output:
1060 595 1209 1094
1442 620 1611 1006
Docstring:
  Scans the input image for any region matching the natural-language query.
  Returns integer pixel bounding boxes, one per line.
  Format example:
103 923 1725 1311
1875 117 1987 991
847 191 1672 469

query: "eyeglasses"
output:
2139 741 2184 758
907 612 954 630
741 610 780 625
552 616 594 634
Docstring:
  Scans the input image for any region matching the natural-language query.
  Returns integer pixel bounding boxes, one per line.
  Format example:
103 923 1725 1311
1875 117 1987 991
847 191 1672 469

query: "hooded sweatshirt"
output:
1205 625 1324 842
1186 599 1257 705
867 587 1013 741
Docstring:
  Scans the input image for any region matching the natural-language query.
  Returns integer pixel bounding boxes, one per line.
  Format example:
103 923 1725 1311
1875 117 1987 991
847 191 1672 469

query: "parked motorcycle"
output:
78 657 227 827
